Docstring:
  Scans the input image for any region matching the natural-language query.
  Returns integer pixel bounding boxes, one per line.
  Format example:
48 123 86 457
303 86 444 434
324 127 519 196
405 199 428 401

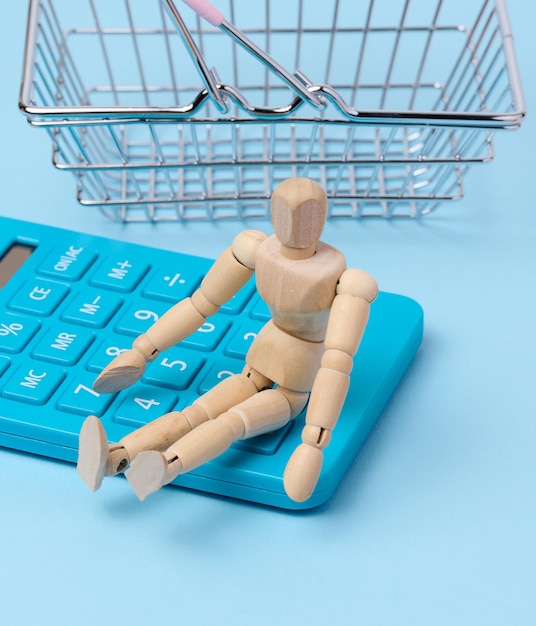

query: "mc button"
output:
1 364 65 405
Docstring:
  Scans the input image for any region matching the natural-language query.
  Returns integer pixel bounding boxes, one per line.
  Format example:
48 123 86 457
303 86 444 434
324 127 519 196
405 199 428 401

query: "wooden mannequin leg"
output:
125 386 309 501
77 372 261 491
77 410 200 492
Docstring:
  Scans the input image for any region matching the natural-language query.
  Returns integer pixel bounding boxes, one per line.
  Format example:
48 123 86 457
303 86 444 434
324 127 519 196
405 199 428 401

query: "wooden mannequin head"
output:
270 178 328 259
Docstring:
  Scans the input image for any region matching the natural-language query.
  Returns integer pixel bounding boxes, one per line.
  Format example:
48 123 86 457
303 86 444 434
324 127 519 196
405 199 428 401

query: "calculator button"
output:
220 278 256 315
90 256 149 293
143 267 205 302
38 244 97 281
234 423 293 456
86 334 133 373
198 357 244 394
143 347 205 390
61 288 123 328
0 356 10 376
115 300 170 336
1 363 65 406
114 385 178 428
32 325 95 366
181 314 232 351
57 373 115 417
224 320 264 359
0 313 40 353
9 278 69 317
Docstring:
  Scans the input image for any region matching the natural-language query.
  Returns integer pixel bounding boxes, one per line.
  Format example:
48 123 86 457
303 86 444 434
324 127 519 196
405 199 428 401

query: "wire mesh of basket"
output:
20 0 525 221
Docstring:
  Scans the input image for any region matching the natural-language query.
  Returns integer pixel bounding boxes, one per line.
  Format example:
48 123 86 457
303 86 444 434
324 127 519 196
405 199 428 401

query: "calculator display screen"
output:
0 243 35 289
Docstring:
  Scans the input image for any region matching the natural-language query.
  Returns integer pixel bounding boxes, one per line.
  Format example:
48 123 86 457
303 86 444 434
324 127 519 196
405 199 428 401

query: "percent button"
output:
0 313 41 354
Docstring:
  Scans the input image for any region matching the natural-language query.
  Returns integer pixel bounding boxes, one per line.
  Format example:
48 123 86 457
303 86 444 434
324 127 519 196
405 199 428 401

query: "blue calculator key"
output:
249 295 271 321
57 373 116 417
143 347 205 390
38 244 97 281
143 266 205 302
9 278 69 316
61 288 123 328
220 278 256 315
0 313 40 353
181 314 232 351
234 423 293 456
86 334 133 372
224 320 265 359
198 357 244 393
32 325 95 366
0 356 10 376
114 385 178 427
115 300 170 336
90 256 149 293
1 363 65 406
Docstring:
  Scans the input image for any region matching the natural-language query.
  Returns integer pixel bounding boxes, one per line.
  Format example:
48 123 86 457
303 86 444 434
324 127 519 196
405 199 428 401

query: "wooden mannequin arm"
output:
283 268 378 502
303 268 378 439
146 228 266 351
93 230 267 393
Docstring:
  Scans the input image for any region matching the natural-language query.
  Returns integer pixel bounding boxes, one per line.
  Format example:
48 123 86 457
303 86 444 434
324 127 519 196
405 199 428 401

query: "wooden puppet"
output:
77 177 377 503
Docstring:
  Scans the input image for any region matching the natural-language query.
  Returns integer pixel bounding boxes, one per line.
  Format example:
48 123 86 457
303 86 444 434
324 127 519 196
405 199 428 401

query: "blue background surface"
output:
0 1 534 624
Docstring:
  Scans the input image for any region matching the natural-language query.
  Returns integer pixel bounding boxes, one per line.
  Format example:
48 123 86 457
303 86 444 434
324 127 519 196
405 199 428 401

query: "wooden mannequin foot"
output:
124 450 179 502
77 415 111 491
77 416 130 491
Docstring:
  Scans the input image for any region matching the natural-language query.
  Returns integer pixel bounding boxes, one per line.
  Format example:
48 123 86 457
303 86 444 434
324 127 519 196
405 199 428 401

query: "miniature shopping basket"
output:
19 0 526 220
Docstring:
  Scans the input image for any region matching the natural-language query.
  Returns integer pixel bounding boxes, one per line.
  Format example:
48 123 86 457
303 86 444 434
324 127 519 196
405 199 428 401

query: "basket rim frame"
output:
19 0 526 130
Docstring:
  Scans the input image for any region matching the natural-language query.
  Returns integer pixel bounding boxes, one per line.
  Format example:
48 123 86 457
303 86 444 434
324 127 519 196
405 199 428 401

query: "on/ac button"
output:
38 244 97 281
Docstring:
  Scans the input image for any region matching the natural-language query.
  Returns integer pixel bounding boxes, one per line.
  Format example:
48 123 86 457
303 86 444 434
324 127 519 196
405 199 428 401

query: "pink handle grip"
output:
181 0 225 27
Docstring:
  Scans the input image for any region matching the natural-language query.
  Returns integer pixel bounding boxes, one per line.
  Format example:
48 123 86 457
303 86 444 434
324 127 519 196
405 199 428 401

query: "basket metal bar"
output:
295 0 303 70
379 0 410 111
125 0 150 107
263 0 270 108
408 0 444 111
448 7 497 115
33 41 57 107
350 0 374 108
495 0 526 120
51 152 493 173
158 2 180 106
323 0 340 85
66 126 113 199
88 0 119 105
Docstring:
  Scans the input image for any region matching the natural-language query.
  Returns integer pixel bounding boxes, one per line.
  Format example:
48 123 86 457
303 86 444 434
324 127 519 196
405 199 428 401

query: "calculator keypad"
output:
0 235 283 456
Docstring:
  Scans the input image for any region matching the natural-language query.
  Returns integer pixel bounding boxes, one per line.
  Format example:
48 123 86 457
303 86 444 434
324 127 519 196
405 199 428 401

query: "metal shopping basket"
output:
19 0 526 220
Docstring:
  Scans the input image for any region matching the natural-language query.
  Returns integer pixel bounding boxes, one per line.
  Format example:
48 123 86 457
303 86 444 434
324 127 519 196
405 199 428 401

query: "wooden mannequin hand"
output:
283 425 329 502
93 335 158 394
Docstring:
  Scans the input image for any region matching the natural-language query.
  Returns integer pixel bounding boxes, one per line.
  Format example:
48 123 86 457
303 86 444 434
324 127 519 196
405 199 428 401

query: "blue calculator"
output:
0 217 423 509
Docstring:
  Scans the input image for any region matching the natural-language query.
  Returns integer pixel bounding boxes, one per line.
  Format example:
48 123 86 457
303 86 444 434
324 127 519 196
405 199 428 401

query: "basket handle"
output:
179 0 324 109
160 0 228 112
181 0 224 26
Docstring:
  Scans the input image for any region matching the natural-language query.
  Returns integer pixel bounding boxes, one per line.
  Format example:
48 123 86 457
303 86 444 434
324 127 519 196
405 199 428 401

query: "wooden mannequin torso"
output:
245 234 347 392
